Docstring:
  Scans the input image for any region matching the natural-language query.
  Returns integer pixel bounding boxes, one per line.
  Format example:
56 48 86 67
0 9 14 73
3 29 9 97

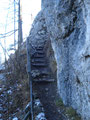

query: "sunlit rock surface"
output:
29 11 48 47
29 0 90 119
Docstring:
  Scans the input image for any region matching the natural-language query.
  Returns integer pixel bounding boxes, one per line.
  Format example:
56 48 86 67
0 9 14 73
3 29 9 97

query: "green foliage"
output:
56 98 64 107
74 116 81 120
66 107 76 117
65 107 81 120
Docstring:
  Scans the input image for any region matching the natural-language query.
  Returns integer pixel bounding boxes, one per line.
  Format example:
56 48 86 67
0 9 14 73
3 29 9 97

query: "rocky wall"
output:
29 0 90 119
41 0 90 119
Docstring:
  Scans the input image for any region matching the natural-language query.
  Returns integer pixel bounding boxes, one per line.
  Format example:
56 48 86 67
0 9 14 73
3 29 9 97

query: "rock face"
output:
29 11 48 47
29 0 90 119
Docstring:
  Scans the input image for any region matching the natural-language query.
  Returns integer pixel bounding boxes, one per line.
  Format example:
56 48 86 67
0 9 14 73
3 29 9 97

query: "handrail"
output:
26 37 33 120
25 37 46 120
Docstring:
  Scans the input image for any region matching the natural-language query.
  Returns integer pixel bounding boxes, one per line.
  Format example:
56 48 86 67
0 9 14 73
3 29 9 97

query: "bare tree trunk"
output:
18 0 23 50
14 0 16 50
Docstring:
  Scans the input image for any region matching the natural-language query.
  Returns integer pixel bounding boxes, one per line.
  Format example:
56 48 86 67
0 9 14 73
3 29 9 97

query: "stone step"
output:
31 69 50 74
32 58 45 62
32 61 45 64
31 69 50 78
33 54 45 58
32 72 49 79
33 51 44 55
32 63 47 67
37 45 44 48
33 78 55 82
36 51 44 54
36 53 45 56
36 47 44 50
32 60 46 64
31 51 44 57
35 48 44 51
40 71 50 75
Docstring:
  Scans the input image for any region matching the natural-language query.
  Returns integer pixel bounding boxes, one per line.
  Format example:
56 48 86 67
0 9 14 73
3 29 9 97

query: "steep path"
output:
31 44 65 120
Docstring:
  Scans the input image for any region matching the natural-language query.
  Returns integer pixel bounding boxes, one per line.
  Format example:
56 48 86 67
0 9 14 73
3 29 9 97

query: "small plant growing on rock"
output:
65 107 81 120
66 107 76 117
55 98 64 107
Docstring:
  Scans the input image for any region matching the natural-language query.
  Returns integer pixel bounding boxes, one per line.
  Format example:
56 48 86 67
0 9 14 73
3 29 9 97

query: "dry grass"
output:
3 44 30 119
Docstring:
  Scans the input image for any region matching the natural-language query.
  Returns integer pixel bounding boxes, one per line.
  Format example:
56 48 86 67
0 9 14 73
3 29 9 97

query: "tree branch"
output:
0 29 18 39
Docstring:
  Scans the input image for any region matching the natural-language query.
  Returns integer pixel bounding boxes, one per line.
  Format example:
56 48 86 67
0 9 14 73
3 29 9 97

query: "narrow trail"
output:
34 82 64 120
31 42 65 120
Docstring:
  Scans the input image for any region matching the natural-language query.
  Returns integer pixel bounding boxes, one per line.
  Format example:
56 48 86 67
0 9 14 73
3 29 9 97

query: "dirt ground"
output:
33 80 66 120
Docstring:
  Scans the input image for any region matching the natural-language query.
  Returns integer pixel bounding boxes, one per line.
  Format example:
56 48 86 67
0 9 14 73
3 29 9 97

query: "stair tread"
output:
33 78 55 82
31 69 51 78
33 55 45 58
36 51 44 54
35 49 44 52
32 62 47 66
32 59 45 62
33 52 44 55
32 63 47 65
34 53 44 56
36 45 44 47
31 68 51 72
32 74 49 79
32 61 45 64
31 73 49 78
32 60 46 64
32 63 47 67
36 47 44 50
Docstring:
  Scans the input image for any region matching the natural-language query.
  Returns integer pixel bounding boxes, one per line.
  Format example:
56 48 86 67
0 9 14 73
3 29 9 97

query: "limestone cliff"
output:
29 0 90 119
